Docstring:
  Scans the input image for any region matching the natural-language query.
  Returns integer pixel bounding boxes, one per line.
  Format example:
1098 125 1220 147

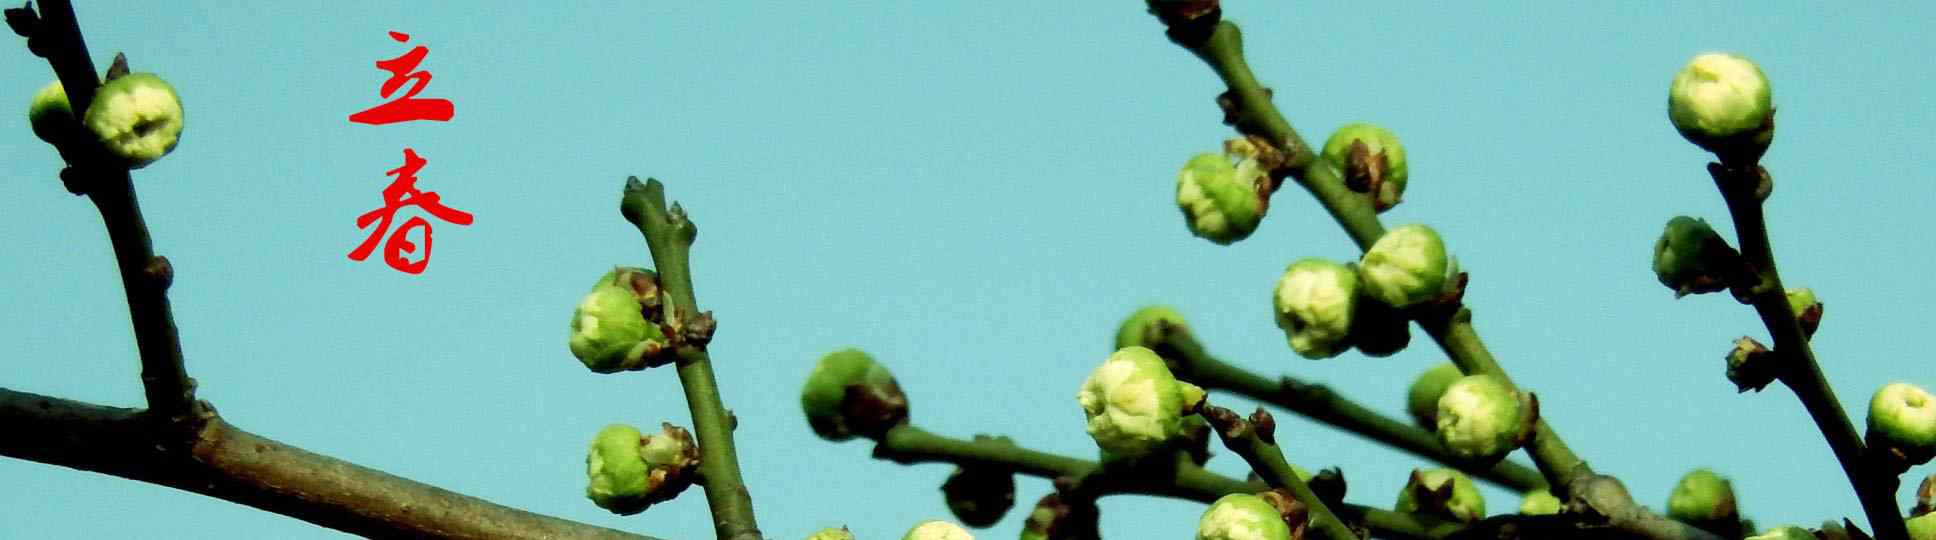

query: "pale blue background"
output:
3 2 1933 539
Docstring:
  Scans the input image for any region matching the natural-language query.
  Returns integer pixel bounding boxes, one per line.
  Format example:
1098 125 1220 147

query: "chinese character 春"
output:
348 31 454 125
348 148 473 274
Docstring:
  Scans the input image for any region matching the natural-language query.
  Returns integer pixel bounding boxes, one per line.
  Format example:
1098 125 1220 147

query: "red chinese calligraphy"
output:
348 148 473 274
348 31 454 125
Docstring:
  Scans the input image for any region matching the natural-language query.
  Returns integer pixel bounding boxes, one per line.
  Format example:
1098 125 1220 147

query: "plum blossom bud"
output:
1272 258 1359 359
1116 305 1187 350
801 348 908 441
1359 224 1450 308
569 267 671 373
1866 382 1936 470
902 520 974 540
1321 123 1408 211
83 72 185 168
1519 490 1562 515
584 423 698 515
941 444 1017 528
1078 347 1197 458
1196 493 1293 540
1396 468 1485 523
1786 288 1822 337
1435 374 1535 462
1653 216 1740 297
27 79 76 145
1176 139 1273 244
1406 362 1462 429
1667 469 1740 536
1745 526 1813 540
805 528 856 540
1668 53 1774 162
1908 513 1936 540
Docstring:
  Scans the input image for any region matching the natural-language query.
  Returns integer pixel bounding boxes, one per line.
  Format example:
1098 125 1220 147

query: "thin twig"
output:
1201 405 1357 540
619 178 761 540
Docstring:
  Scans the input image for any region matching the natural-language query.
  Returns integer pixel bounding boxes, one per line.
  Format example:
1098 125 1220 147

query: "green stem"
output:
620 178 761 540
1202 406 1357 540
1709 164 1906 540
1158 329 1547 492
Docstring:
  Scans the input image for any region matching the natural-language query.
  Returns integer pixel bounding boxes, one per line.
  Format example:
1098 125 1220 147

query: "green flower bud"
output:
1653 216 1739 297
1349 292 1411 357
1176 139 1271 245
1725 336 1777 393
27 80 77 145
1435 374 1534 462
1909 513 1936 540
1667 469 1739 526
942 447 1017 528
568 267 671 373
1272 258 1360 359
1745 526 1813 540
1078 346 1193 458
903 520 974 540
1786 288 1822 337
801 348 908 441
1019 493 1095 540
82 72 184 168
1116 305 1187 350
1359 224 1450 308
1866 382 1936 468
1321 123 1408 211
1518 490 1562 515
1396 468 1485 523
1196 493 1292 540
584 423 699 515
1407 362 1463 429
806 527 856 540
1668 53 1774 161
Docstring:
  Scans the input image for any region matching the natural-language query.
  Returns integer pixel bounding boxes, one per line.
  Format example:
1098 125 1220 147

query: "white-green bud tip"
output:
1666 469 1737 523
1176 141 1269 245
83 72 184 168
1273 258 1360 359
1078 346 1191 458
902 520 973 540
585 423 699 515
806 527 856 540
1407 362 1463 429
1745 526 1813 540
1360 224 1450 308
1868 382 1936 453
1321 122 1408 211
1519 490 1562 515
1196 493 1292 540
1669 53 1773 158
27 80 76 145
1396 468 1486 523
1436 374 1531 462
569 267 670 373
801 348 906 441
1116 305 1187 350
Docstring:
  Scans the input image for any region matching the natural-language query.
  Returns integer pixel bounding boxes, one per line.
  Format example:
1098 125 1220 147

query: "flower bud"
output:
1395 468 1485 523
1272 258 1360 359
1321 123 1407 211
806 527 856 540
942 446 1017 528
1866 382 1936 469
1116 305 1187 350
27 79 76 145
1176 139 1271 245
1435 374 1535 462
83 72 185 169
1349 292 1411 357
1653 216 1740 297
1020 493 1097 540
1667 469 1739 534
1914 473 1936 517
1519 490 1562 515
1406 362 1463 429
1359 224 1450 308
1668 53 1773 162
1078 346 1195 458
584 423 699 515
801 348 908 441
903 520 974 540
1745 526 1813 540
1196 493 1293 540
1909 514 1936 540
568 267 671 373
1725 336 1777 393
1786 288 1822 337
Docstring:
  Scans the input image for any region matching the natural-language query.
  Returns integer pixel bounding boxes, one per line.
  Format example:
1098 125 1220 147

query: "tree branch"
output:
1201 405 1357 540
1152 325 1547 492
1708 163 1906 539
0 386 657 540
619 177 761 540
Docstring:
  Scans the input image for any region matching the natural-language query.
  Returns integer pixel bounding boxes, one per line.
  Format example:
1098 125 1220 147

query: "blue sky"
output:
2 2 1933 538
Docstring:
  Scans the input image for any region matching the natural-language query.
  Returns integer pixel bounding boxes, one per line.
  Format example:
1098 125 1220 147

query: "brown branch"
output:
0 386 658 540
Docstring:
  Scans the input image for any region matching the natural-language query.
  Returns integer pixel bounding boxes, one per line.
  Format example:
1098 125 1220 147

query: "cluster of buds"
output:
901 520 974 540
583 423 699 515
1077 346 1205 459
1865 382 1936 473
1666 469 1743 538
568 267 673 373
1320 123 1408 212
1176 137 1280 244
801 348 909 441
1434 374 1537 463
1395 468 1486 523
1195 492 1306 540
1652 216 1741 298
1667 53 1774 164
